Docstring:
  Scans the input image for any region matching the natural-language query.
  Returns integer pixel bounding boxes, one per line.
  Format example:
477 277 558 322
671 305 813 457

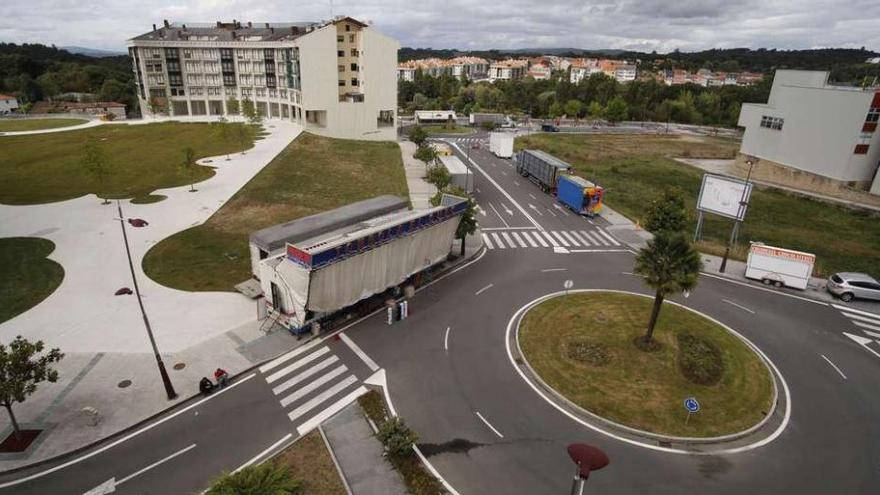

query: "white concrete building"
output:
613 64 637 83
0 94 19 114
128 17 398 141
738 70 880 194
489 59 527 82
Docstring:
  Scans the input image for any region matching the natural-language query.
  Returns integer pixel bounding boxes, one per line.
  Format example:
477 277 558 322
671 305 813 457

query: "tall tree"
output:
564 99 582 121
181 147 198 192
241 98 257 122
0 337 63 440
215 123 234 161
81 137 113 204
634 232 703 344
604 96 629 123
225 97 240 121
234 124 251 154
643 189 688 233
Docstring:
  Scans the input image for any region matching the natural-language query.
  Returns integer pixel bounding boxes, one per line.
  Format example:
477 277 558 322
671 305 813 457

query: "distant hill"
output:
60 46 126 58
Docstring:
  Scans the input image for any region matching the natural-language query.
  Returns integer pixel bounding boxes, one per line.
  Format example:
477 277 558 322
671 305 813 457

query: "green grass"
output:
143 133 410 291
0 118 88 132
516 133 880 276
271 430 346 495
0 237 65 324
421 124 475 135
0 122 259 205
518 292 774 437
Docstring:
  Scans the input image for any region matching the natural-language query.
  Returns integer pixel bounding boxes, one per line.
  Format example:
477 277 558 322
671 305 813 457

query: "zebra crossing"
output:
834 304 880 340
482 228 622 250
453 137 487 146
258 337 370 435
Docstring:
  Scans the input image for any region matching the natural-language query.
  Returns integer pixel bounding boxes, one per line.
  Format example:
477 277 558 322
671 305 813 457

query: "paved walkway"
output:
0 118 105 136
0 120 303 470
399 140 437 210
323 403 407 495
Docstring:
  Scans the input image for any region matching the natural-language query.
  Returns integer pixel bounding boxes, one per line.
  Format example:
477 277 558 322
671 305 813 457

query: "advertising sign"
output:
696 174 753 221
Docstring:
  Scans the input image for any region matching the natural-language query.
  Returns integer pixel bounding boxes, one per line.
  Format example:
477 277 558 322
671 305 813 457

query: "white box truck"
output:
489 132 514 158
744 243 815 290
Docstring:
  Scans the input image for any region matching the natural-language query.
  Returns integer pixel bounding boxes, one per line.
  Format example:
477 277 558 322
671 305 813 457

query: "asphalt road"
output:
4 130 879 494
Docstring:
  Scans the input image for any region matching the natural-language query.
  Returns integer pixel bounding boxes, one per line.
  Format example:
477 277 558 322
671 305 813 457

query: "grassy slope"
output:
0 118 88 132
519 292 774 437
516 133 880 276
0 237 64 323
272 430 346 495
143 133 410 291
0 122 258 204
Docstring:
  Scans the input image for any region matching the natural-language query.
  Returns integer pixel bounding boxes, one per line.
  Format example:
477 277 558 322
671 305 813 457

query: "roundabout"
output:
510 290 787 450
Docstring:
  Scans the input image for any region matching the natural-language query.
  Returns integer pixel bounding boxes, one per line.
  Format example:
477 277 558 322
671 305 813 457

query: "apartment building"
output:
397 56 489 81
128 17 398 141
738 70 880 195
489 59 527 82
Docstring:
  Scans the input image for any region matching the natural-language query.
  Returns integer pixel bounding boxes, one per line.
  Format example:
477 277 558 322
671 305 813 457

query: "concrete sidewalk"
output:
399 139 437 210
323 403 407 495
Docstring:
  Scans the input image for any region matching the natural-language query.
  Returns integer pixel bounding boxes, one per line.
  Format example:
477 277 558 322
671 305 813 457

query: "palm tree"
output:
207 463 301 495
633 232 703 344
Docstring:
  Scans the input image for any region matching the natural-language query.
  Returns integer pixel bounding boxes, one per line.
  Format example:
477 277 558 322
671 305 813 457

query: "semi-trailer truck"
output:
516 149 571 192
557 175 604 217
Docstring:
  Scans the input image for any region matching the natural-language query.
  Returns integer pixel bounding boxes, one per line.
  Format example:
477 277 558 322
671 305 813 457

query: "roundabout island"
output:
516 290 775 439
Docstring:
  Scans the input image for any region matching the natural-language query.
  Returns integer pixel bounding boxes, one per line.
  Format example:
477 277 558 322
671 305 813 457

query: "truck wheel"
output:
840 293 854 302
773 281 783 288
762 278 772 285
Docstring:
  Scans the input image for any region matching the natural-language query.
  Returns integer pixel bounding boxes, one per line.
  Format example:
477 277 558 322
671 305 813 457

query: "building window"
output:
345 24 351 32
854 144 870 154
351 49 359 57
760 115 784 131
349 34 355 42
337 50 344 57
338 65 345 73
339 80 345 87
337 35 344 42
867 107 880 123
350 63 358 71
351 78 359 86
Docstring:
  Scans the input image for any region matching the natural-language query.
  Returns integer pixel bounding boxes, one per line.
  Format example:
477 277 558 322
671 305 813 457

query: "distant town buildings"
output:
0 94 19 114
397 56 489 81
488 59 528 82
737 70 880 196
662 69 763 87
30 100 127 119
128 16 399 141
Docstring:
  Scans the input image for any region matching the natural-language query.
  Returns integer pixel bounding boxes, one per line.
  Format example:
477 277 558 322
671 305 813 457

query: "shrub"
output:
207 463 302 495
677 333 724 385
378 417 418 458
566 338 610 366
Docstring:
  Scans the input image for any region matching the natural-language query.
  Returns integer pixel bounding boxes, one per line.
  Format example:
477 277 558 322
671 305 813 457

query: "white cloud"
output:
1 0 878 53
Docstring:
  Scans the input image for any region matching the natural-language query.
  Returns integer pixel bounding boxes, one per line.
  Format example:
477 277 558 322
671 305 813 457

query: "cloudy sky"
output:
2 0 879 53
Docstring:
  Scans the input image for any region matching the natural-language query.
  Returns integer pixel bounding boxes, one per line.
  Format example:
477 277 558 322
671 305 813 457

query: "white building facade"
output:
0 94 19 114
128 17 398 141
738 70 880 194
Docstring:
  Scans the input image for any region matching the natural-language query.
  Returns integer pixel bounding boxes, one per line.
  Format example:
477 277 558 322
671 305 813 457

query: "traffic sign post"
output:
684 397 700 425
564 279 574 296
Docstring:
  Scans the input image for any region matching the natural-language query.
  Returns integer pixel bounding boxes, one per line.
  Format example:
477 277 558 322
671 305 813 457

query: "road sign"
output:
684 397 700 413
564 280 574 289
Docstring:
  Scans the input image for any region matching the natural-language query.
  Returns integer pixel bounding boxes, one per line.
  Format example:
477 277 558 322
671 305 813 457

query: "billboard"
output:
696 174 753 221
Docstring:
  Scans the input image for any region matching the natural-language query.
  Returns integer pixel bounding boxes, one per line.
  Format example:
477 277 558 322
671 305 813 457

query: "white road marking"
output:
475 412 504 438
700 272 827 306
591 231 611 246
296 386 369 435
482 227 539 231
280 366 349 407
231 434 293 474
532 231 549 247
501 232 516 248
444 327 451 351
488 202 511 228
339 333 380 372
820 354 847 380
559 231 581 246
541 268 567 272
859 327 880 339
722 299 756 314
553 246 570 254
529 193 537 199
511 232 528 247
288 375 359 421
831 304 880 320
479 208 487 217
597 229 621 246
482 233 494 249
476 188 481 193
501 170 508 176
491 232 506 249
266 347 331 384
501 203 514 216
116 443 197 486
260 338 323 374
580 230 602 245
844 315 880 331
272 355 340 395
541 231 560 247
475 284 494 296
514 181 520 186
551 231 571 247
843 332 880 359
546 208 557 217
569 231 591 246
521 231 539 247
528 204 544 216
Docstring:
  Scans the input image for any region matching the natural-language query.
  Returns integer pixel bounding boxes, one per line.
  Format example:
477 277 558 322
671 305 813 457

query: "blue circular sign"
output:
684 397 700 413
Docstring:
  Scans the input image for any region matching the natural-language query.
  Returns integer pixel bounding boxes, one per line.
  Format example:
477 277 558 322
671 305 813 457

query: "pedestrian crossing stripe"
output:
833 304 880 345
482 229 622 250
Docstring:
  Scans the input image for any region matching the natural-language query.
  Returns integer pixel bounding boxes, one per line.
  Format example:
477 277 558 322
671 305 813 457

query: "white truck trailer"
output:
489 132 514 158
744 242 815 290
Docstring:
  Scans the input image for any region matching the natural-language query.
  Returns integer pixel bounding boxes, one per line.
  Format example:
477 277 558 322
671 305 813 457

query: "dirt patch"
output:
566 339 611 366
0 430 42 453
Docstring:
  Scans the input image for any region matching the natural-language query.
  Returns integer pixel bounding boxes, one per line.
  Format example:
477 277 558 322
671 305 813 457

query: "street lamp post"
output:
719 157 757 274
116 201 177 400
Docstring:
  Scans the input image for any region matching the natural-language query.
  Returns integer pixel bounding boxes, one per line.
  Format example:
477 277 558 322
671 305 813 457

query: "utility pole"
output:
116 201 177 400
719 157 757 273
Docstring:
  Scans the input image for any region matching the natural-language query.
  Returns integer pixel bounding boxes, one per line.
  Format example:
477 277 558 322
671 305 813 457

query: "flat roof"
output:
438 155 469 175
250 195 408 252
522 149 572 170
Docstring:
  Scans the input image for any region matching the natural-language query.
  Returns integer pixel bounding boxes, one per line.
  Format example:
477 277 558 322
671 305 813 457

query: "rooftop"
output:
130 17 368 43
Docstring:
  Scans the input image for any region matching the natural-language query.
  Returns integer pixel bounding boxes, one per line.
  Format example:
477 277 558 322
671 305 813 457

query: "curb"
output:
509 289 787 451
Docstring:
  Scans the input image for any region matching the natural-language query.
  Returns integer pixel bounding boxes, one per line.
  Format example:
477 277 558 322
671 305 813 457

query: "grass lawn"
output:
0 237 64 324
515 133 880 276
421 124 475 135
0 118 88 132
143 132 410 291
0 122 259 205
271 430 346 495
518 292 774 437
